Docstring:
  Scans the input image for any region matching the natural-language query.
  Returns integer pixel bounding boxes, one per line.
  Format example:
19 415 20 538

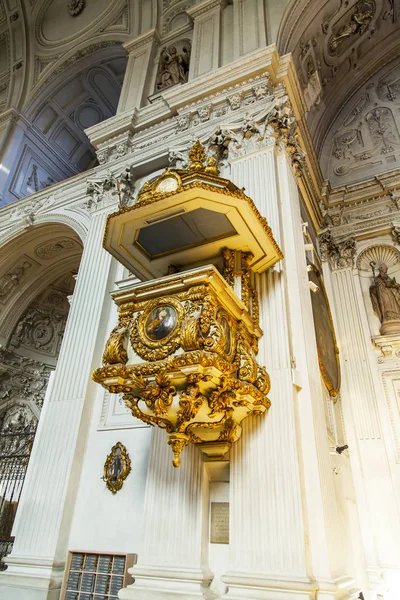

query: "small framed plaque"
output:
210 502 229 544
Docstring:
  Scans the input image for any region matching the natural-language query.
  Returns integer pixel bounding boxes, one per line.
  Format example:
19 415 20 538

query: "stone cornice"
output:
186 0 228 20
325 169 400 208
123 28 160 53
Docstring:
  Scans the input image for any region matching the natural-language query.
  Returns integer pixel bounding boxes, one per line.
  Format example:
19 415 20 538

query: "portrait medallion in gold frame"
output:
217 309 235 359
130 296 184 361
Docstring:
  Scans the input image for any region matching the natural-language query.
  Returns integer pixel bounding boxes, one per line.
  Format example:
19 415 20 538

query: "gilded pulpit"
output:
93 142 282 466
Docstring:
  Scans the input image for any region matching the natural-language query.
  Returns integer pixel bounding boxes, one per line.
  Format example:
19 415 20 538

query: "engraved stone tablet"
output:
210 502 229 544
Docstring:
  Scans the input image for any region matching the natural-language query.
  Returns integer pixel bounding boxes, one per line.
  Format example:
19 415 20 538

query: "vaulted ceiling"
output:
278 0 400 185
2 0 400 191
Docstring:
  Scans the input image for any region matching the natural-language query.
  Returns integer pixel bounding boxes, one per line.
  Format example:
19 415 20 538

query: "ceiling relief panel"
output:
321 56 400 186
278 0 400 151
35 0 118 46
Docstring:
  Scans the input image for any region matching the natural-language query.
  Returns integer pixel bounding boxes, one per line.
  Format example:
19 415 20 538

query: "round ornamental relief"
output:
155 176 179 194
68 0 85 16
130 297 184 361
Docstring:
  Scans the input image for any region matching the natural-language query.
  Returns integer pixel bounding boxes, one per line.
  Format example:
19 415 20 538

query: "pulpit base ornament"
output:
93 266 271 467
93 142 279 467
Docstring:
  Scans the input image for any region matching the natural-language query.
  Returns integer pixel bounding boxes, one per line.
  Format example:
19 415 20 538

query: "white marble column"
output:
0 208 115 600
327 262 400 600
120 428 213 600
221 147 354 599
117 29 160 113
232 0 267 59
187 0 226 80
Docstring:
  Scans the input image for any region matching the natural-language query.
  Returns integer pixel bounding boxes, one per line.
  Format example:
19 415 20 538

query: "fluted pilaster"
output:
0 209 114 599
222 149 353 599
120 428 212 599
329 265 400 594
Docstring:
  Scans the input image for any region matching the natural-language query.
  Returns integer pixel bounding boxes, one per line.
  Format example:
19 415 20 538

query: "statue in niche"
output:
156 43 191 92
370 262 400 334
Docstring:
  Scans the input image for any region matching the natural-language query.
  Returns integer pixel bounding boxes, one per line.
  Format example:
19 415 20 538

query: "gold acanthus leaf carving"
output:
241 251 254 308
102 323 129 366
237 333 258 383
208 379 237 417
141 371 176 416
218 417 240 443
123 394 174 432
176 380 206 432
222 247 235 287
255 365 271 395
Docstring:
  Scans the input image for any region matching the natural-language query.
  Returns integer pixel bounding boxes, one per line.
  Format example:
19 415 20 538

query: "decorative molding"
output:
0 347 51 411
99 390 150 431
35 238 81 259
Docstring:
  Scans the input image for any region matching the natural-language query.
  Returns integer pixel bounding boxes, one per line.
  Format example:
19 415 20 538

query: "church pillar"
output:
0 207 115 600
119 429 212 600
232 0 267 59
117 29 160 113
325 252 400 600
220 145 354 599
187 0 226 80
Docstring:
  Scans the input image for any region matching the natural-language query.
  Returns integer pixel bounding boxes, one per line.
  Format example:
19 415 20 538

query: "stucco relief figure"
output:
156 44 191 91
329 1 374 53
370 262 400 334
0 262 32 301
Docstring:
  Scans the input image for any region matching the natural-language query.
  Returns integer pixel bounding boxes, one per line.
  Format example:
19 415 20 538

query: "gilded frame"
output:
103 442 131 494
130 296 184 361
216 308 236 360
308 263 341 399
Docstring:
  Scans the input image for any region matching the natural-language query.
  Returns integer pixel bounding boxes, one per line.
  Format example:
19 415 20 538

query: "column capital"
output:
319 230 356 270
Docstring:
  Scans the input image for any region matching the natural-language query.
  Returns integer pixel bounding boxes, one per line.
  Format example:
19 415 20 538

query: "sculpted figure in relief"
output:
329 0 374 53
370 262 400 333
156 44 191 92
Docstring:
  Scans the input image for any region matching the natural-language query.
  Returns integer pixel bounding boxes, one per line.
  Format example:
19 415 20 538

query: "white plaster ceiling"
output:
27 48 128 176
0 0 132 115
37 0 113 46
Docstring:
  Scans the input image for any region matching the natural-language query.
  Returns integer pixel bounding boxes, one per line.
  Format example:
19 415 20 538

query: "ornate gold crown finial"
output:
188 140 206 171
